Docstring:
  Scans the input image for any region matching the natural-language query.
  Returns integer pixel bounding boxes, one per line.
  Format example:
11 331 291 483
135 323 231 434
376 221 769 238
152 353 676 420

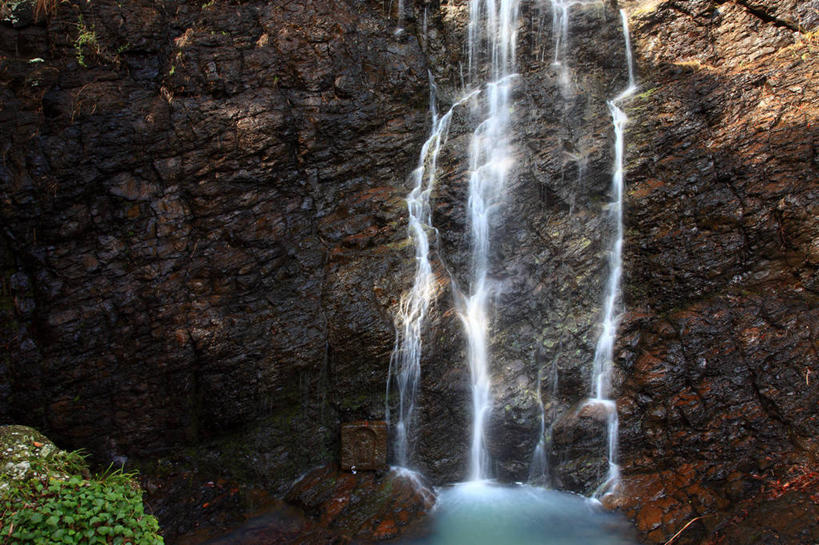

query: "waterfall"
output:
589 9 637 499
391 0 638 491
390 0 522 481
387 78 478 469
456 0 521 482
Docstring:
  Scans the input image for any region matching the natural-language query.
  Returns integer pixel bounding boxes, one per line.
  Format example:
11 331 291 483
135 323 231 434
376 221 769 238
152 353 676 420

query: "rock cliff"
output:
1 0 428 534
1 0 816 543
613 1 818 543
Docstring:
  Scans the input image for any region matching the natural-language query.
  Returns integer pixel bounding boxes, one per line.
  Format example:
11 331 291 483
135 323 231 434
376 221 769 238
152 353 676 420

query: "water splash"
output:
387 79 478 469
590 8 637 499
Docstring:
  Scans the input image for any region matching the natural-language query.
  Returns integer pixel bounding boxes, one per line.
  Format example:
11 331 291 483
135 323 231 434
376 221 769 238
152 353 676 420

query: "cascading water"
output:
550 0 571 91
343 3 641 544
387 78 478 468
187 4 646 544
390 0 638 517
388 0 523 482
548 0 599 93
588 9 637 499
458 0 521 482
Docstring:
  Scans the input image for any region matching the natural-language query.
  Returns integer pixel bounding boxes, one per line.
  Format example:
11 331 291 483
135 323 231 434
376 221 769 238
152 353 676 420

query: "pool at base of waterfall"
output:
397 481 636 545
190 479 637 545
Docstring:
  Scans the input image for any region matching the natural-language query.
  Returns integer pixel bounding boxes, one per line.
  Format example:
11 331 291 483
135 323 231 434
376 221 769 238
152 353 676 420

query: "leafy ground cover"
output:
0 425 163 545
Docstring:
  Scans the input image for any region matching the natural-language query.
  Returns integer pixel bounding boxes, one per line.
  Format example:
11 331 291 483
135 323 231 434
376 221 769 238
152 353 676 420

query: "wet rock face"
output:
612 0 818 542
1 0 425 495
2 0 817 542
285 465 435 543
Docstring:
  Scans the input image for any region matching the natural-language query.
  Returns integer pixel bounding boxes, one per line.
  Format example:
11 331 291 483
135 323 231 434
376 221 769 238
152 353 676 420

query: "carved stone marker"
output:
340 420 387 472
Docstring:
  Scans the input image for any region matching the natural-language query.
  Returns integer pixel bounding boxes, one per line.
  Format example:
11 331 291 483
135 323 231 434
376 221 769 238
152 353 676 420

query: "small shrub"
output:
74 15 99 68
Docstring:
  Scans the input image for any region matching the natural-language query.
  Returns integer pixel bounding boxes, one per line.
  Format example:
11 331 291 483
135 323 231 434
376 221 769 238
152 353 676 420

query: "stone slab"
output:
340 421 387 472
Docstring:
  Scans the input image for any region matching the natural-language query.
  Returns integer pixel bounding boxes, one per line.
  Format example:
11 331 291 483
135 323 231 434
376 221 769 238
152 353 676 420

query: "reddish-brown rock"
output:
285 465 435 543
613 0 818 542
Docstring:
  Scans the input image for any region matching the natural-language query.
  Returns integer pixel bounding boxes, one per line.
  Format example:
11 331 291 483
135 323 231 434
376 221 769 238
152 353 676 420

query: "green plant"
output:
0 451 163 545
74 15 99 68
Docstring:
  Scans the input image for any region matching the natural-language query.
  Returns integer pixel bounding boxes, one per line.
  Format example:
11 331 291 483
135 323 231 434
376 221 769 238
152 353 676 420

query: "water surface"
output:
397 482 636 545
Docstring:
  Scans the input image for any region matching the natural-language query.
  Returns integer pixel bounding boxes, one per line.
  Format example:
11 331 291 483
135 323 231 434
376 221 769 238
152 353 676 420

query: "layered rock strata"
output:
613 1 818 543
1 0 816 543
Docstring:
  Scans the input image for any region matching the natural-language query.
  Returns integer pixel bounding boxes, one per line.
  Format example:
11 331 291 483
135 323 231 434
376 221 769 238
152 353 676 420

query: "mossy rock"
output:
0 425 88 489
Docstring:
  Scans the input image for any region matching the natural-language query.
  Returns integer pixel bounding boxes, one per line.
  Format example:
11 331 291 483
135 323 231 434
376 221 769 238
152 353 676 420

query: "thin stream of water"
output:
388 80 479 468
589 8 637 499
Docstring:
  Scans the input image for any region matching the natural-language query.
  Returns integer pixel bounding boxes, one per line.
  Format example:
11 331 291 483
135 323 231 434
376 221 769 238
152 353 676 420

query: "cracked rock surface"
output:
613 1 818 543
1 0 817 543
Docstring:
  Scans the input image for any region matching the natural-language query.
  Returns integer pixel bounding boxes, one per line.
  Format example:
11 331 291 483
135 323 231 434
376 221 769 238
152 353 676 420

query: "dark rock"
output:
612 0 818 542
1 0 427 538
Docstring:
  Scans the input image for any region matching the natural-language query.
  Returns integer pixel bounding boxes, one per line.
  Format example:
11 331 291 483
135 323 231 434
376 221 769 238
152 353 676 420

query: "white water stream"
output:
588 9 637 499
458 0 521 482
390 0 637 498
388 79 478 468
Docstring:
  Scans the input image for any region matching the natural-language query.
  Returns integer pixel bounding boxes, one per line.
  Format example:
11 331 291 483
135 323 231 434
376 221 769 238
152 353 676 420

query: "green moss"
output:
0 426 163 545
635 87 658 101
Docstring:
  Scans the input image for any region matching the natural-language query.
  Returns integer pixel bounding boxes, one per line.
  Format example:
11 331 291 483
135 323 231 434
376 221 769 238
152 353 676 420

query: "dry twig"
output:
664 515 711 545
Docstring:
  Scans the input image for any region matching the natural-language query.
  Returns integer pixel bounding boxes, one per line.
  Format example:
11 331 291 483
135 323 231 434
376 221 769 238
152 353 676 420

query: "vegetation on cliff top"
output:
0 426 163 545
